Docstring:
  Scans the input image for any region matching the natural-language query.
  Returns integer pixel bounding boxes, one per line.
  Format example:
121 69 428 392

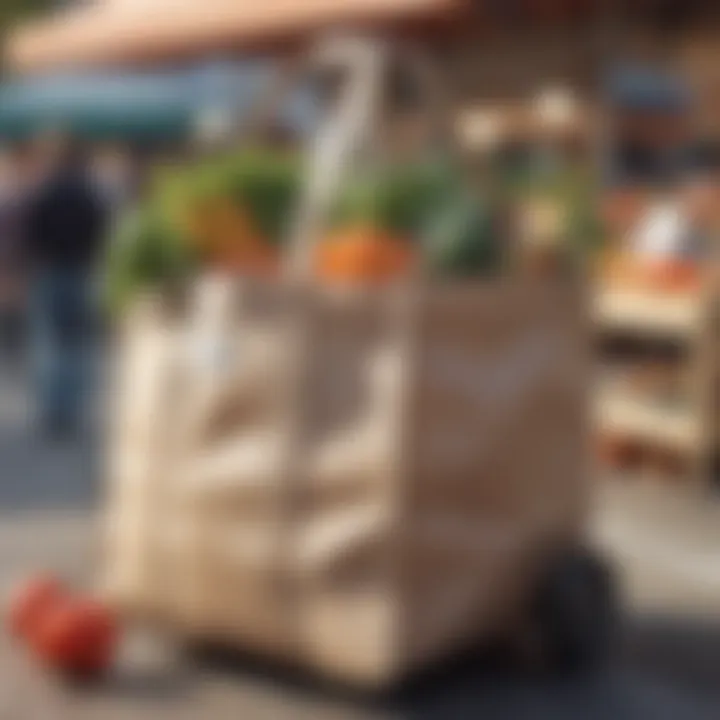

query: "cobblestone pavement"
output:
1 354 720 719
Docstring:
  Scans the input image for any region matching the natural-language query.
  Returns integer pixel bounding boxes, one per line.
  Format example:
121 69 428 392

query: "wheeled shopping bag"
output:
103 36 616 688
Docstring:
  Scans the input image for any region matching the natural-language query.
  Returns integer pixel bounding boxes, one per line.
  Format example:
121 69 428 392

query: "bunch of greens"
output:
104 149 302 313
104 207 196 314
154 149 301 245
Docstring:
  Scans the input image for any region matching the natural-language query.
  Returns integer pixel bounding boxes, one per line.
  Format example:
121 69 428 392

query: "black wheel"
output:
531 548 618 674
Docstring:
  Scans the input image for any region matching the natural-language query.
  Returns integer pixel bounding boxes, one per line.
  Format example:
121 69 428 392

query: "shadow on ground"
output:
187 615 720 720
0 354 100 512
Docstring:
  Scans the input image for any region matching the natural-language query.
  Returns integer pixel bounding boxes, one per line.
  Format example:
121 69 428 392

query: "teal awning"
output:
0 62 308 142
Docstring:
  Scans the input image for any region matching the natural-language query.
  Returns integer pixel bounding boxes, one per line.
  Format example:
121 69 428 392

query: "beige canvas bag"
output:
104 36 589 686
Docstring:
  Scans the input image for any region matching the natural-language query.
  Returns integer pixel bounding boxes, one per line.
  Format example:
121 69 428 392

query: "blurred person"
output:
0 143 37 364
24 135 109 438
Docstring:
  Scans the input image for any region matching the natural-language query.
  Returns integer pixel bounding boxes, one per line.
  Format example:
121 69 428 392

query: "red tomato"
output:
7 575 65 640
33 597 118 679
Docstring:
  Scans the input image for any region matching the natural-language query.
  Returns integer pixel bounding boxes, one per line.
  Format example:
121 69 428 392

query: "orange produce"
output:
33 597 118 680
315 226 414 283
7 575 65 640
641 260 702 294
184 198 267 261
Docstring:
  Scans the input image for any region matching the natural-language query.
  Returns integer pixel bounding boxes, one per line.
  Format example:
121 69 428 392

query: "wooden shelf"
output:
596 391 701 452
594 276 718 485
593 288 704 339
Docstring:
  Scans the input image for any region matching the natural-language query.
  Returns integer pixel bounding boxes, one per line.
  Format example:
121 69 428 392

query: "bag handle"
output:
285 33 453 280
287 35 387 278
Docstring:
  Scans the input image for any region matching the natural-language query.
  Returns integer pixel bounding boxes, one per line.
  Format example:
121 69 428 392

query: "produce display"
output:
594 185 714 483
105 149 508 310
597 187 709 294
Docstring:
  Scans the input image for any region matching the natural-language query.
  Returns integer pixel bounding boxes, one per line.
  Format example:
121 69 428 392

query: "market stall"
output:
596 62 719 486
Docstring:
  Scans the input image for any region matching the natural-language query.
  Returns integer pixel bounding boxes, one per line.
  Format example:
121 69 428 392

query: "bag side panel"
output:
402 282 588 669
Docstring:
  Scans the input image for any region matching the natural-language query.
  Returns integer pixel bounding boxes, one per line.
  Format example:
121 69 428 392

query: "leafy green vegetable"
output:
154 149 301 245
421 190 500 278
105 149 302 313
104 208 197 314
330 161 456 237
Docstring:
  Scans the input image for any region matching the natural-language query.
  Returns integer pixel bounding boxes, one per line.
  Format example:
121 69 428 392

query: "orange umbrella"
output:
7 0 464 74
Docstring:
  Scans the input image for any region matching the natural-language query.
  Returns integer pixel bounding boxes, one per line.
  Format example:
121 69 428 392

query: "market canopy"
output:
0 62 317 141
0 71 193 141
6 0 463 74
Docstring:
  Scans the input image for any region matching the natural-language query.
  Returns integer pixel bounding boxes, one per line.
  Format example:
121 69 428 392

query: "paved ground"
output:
2 352 720 719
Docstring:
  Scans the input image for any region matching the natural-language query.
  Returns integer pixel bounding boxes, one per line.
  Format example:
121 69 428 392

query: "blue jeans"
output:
31 269 93 430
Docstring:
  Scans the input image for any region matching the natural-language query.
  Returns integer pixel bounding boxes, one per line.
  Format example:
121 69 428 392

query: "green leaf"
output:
104 206 197 314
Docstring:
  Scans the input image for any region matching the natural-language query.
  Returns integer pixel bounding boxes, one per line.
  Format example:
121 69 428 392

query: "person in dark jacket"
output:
25 136 109 437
